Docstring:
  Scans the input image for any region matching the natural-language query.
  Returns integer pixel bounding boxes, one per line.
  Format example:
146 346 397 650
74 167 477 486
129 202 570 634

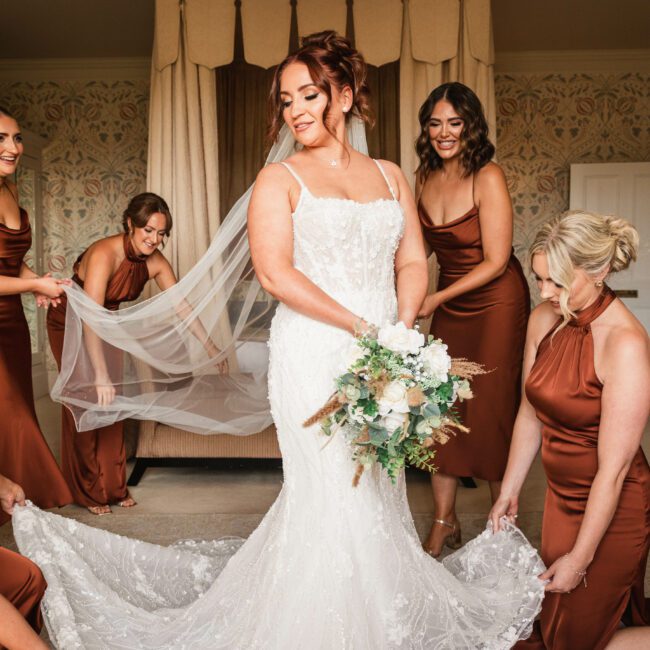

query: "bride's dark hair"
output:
267 30 373 145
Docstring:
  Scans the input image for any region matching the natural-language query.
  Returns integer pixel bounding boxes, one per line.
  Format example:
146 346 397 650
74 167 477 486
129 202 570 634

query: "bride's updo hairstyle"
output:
530 210 639 328
267 30 372 144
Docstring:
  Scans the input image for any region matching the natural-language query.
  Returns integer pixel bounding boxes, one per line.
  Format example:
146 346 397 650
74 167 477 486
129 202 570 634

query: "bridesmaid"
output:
47 193 181 515
0 106 72 526
0 473 48 649
491 211 650 649
416 82 530 557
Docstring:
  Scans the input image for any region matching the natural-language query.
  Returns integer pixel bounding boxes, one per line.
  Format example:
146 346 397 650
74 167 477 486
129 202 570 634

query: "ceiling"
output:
0 0 648 59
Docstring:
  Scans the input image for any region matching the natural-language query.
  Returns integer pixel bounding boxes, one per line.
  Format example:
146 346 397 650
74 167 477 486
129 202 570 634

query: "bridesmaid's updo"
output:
530 210 639 323
122 192 173 239
267 30 372 144
416 82 494 182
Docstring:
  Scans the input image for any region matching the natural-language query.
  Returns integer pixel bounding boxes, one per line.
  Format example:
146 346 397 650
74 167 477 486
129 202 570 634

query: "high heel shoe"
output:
422 518 462 559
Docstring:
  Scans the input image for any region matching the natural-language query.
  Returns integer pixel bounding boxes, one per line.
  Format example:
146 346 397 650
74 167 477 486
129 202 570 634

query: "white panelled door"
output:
570 162 650 332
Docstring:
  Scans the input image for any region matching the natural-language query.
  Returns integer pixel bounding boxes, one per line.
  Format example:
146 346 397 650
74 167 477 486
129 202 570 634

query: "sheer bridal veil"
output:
52 118 369 435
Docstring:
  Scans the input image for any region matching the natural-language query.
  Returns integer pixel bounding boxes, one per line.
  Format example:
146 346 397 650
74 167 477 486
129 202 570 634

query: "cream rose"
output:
381 411 407 434
377 321 424 355
378 380 410 416
420 342 451 383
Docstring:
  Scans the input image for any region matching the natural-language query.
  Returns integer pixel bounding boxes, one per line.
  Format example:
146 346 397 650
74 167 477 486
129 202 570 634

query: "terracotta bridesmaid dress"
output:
0 208 72 526
0 546 47 633
517 286 650 649
47 234 149 508
419 200 530 481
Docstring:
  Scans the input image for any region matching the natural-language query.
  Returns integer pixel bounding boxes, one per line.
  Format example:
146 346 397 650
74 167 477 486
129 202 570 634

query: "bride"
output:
14 32 545 649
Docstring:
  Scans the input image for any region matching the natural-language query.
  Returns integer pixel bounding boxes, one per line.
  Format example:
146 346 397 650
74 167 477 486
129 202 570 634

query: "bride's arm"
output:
248 164 364 335
383 162 428 328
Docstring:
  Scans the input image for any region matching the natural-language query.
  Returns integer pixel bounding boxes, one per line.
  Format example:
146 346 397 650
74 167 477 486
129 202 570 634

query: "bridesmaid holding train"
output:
0 106 72 525
416 82 530 557
491 211 649 649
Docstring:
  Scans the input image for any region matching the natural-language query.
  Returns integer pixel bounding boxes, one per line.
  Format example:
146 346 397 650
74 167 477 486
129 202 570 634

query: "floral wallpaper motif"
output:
0 79 149 275
495 71 650 298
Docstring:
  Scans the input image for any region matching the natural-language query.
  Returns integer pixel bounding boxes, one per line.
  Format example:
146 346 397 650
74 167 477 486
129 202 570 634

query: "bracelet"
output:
353 317 366 337
563 554 588 588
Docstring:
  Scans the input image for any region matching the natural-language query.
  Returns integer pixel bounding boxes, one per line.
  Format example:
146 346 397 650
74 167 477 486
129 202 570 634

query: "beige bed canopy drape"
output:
148 0 496 273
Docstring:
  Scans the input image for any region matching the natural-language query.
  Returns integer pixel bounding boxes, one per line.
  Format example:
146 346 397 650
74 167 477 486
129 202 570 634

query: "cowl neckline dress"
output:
419 200 530 481
0 208 72 526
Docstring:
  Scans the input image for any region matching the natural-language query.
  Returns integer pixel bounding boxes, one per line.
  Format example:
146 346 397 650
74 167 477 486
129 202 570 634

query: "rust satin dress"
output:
0 546 46 633
0 209 72 526
419 203 530 480
517 287 650 650
47 234 149 507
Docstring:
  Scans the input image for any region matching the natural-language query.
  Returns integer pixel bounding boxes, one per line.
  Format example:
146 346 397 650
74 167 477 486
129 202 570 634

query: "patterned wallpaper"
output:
2 69 647 299
0 79 149 275
495 71 650 295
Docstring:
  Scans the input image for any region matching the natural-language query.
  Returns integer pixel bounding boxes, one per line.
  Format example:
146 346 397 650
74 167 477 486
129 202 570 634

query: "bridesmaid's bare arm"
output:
419 163 513 317
545 323 650 592
248 163 366 335
148 252 228 372
383 161 428 327
489 302 556 532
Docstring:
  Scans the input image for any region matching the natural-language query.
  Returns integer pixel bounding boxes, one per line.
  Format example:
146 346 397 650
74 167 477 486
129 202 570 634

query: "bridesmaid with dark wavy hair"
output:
416 82 530 558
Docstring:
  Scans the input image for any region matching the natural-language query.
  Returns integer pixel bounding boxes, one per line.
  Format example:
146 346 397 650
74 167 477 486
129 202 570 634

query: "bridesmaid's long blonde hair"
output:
530 210 638 329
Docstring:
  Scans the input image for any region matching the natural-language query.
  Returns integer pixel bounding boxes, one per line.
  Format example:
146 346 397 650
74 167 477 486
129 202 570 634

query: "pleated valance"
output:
154 0 407 69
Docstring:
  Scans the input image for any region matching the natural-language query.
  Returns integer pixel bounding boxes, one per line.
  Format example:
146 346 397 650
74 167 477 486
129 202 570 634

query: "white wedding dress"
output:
13 160 544 649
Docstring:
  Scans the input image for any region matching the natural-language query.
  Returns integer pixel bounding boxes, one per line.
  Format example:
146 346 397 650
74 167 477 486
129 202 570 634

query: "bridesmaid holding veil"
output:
0 106 72 525
47 192 228 515
47 193 178 515
416 82 530 558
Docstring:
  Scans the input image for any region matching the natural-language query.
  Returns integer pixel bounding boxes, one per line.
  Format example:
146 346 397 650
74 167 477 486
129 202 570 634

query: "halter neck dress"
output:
46 234 149 507
517 287 650 649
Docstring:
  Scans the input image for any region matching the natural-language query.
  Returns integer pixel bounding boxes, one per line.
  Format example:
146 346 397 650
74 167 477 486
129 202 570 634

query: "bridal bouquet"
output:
304 322 484 485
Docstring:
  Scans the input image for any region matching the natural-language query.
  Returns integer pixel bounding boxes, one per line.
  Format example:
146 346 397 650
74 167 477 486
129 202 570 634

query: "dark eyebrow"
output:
280 83 318 96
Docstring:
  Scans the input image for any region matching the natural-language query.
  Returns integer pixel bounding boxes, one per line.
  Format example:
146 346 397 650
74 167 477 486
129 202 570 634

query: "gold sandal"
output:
422 518 462 558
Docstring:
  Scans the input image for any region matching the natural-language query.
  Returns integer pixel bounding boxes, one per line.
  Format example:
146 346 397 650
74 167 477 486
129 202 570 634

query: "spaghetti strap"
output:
373 160 397 201
280 162 307 190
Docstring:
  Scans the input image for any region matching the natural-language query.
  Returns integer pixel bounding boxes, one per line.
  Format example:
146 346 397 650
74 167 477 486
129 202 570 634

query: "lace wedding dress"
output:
13 160 544 649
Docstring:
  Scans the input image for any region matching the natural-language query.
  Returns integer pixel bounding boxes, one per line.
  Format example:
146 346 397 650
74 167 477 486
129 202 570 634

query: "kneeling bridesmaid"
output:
491 211 650 649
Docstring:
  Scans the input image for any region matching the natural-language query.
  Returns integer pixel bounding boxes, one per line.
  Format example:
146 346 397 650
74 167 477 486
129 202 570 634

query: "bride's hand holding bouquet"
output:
305 321 484 485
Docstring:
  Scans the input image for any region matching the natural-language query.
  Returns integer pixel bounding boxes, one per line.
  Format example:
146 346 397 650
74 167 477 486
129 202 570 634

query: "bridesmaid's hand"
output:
0 475 26 515
418 293 442 318
207 344 229 375
488 494 519 532
32 274 70 306
539 553 587 593
95 375 116 407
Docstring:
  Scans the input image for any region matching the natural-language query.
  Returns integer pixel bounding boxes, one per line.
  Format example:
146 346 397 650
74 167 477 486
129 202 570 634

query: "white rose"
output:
420 342 451 383
378 380 410 416
381 411 407 434
377 321 424 356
